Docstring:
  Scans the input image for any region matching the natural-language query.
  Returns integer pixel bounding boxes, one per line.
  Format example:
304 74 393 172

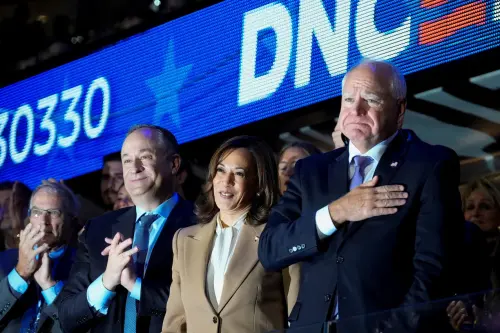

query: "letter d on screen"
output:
238 3 293 106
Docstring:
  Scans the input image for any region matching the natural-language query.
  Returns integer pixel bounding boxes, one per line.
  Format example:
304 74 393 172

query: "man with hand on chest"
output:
258 60 464 333
0 181 79 333
59 125 195 333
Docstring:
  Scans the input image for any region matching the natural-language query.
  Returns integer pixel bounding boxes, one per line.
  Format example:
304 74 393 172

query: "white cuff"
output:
315 206 337 239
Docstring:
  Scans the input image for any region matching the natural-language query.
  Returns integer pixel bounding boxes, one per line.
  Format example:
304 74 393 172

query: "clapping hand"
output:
15 223 49 280
101 232 138 291
101 233 138 292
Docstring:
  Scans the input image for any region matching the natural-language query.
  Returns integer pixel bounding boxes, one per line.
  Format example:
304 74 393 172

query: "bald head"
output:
342 60 407 101
338 60 407 153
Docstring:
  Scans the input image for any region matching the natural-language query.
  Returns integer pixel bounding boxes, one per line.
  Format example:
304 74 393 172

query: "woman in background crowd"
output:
113 184 134 210
447 177 500 331
278 141 321 195
0 181 31 250
163 135 298 333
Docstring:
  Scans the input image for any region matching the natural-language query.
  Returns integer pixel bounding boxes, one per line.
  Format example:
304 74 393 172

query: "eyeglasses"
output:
28 208 63 219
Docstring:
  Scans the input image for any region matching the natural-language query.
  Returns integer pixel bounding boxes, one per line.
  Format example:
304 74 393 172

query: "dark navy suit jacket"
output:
0 247 76 333
259 130 464 333
58 198 195 333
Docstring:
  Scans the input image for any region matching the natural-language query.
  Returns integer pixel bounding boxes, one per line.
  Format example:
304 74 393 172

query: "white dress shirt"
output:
206 212 247 308
315 131 399 238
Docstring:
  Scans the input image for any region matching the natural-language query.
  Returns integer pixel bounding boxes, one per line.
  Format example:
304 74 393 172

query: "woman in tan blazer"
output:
162 136 299 333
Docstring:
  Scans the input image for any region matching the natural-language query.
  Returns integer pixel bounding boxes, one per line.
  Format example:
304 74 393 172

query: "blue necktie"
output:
349 155 373 190
124 213 158 333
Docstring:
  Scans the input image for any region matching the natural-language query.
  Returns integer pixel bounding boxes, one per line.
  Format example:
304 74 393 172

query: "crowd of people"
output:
0 59 498 333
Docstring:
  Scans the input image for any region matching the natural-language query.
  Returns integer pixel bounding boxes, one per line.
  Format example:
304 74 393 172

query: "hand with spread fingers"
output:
15 223 49 280
328 176 408 226
101 236 137 292
101 232 138 291
446 300 474 331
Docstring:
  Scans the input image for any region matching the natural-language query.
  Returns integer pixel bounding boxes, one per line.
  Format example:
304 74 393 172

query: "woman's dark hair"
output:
195 136 280 225
278 141 321 161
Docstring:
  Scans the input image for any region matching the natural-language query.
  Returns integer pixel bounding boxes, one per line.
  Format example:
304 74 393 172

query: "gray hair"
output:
126 124 179 154
29 182 79 218
341 59 407 100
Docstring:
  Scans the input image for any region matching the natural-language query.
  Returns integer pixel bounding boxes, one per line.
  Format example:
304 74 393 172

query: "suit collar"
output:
348 130 398 165
112 206 137 241
187 220 218 314
135 193 179 222
186 216 265 314
328 148 349 204
218 222 264 313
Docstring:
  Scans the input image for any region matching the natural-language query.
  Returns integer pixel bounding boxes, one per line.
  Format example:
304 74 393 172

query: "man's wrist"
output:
123 278 136 292
14 265 31 281
328 202 345 226
38 279 57 290
102 273 117 291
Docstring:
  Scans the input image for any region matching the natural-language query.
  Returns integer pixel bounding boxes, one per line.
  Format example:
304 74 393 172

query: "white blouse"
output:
206 212 247 308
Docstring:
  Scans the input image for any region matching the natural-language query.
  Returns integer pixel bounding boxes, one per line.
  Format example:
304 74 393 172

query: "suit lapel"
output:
186 219 217 314
342 131 410 242
146 200 186 272
217 223 263 313
112 207 136 242
328 148 349 203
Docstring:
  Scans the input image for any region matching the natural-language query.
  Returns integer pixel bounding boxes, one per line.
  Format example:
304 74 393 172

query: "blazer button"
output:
213 316 218 324
336 256 344 264
324 294 332 302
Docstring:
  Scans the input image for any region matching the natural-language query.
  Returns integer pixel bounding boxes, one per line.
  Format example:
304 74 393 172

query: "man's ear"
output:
171 154 181 176
396 98 407 129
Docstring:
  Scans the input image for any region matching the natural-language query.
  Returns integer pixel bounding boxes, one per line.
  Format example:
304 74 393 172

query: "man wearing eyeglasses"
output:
0 181 79 333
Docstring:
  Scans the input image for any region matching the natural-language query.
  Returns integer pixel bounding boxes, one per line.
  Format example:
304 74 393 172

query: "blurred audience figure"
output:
0 181 79 332
447 177 500 331
331 122 346 149
175 158 189 200
278 142 321 195
100 152 123 210
113 184 133 210
0 181 31 250
163 136 299 333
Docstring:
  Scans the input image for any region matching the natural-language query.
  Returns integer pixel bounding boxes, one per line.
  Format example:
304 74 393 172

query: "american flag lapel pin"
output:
390 161 398 168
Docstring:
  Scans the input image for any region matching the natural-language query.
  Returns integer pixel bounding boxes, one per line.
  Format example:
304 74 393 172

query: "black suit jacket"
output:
258 130 464 333
0 247 76 333
58 198 195 333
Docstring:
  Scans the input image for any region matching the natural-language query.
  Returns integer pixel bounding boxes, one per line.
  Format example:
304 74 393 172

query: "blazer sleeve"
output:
0 274 23 329
383 149 465 333
162 229 187 333
259 159 323 271
283 263 301 316
58 221 100 333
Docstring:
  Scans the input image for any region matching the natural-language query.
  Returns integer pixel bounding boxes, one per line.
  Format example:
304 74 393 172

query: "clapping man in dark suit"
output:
59 125 195 333
0 181 79 333
258 60 464 333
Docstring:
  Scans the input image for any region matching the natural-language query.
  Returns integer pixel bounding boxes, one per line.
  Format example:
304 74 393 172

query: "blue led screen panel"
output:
1 0 499 187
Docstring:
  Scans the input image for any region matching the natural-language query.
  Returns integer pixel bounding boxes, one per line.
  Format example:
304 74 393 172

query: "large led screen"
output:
1 0 499 187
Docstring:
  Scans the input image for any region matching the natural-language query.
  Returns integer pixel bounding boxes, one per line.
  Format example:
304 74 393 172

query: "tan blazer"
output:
162 217 299 333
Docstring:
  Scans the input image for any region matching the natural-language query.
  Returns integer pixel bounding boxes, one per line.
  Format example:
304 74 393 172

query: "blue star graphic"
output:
46 76 77 173
146 40 192 128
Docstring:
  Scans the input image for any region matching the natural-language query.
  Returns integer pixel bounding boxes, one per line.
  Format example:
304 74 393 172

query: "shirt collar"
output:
48 245 67 259
135 192 179 223
215 212 246 235
348 130 399 165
